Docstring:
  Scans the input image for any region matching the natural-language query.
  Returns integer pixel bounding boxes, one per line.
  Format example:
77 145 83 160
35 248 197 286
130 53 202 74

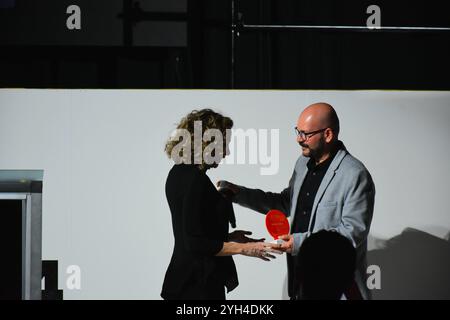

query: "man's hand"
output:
216 180 239 199
277 234 294 254
229 230 265 243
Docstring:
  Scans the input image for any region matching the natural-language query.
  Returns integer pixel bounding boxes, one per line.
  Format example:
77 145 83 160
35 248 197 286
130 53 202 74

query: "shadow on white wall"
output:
368 228 450 299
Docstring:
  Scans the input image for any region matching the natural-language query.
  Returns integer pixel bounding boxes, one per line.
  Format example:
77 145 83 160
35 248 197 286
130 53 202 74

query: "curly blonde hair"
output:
165 109 233 170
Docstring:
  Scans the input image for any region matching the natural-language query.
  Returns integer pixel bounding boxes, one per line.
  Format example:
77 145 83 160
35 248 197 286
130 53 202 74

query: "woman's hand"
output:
229 230 265 243
240 242 281 261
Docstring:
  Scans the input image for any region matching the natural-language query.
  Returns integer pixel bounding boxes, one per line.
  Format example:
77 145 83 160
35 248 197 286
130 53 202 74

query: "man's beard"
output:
299 139 325 160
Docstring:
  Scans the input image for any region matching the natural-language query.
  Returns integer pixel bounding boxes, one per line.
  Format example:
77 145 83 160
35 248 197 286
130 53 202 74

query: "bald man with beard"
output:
218 103 375 300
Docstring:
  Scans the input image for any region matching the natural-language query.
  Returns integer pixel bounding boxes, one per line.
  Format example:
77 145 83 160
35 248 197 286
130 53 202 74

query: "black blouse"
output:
161 164 238 300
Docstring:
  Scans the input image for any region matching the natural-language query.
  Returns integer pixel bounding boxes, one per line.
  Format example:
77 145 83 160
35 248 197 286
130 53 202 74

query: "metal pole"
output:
233 23 450 33
230 0 235 89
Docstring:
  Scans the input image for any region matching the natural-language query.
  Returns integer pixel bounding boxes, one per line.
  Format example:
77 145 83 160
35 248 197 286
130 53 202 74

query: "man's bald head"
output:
296 102 340 162
299 103 340 137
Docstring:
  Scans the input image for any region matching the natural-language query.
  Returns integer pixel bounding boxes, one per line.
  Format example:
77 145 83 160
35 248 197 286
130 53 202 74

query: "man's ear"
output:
325 128 334 143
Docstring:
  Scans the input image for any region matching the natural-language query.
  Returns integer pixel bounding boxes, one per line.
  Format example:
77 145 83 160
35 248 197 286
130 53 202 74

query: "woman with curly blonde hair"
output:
164 108 233 171
161 108 280 300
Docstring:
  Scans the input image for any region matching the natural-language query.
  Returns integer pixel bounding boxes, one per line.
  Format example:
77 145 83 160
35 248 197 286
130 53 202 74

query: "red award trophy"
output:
265 209 290 244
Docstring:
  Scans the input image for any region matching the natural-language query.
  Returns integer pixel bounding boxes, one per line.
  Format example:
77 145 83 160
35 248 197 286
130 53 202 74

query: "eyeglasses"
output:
294 127 327 140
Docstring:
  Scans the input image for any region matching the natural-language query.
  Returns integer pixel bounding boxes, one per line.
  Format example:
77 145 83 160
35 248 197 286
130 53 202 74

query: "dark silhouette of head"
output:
296 230 356 300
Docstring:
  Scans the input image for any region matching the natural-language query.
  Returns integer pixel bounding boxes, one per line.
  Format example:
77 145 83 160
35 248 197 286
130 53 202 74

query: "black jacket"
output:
161 164 238 300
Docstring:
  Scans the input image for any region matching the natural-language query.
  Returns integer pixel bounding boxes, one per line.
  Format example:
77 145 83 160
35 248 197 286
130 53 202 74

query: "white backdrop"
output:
0 89 449 299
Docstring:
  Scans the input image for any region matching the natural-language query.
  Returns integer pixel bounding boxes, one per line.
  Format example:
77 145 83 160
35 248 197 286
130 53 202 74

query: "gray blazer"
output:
233 142 375 299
